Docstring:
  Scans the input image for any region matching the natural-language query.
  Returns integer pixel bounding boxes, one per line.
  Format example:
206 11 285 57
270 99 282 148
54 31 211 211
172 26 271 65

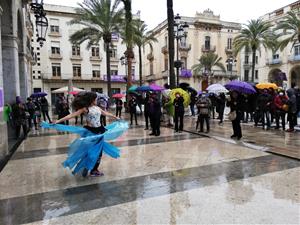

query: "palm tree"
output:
167 0 176 88
69 0 124 99
192 52 226 85
233 19 276 82
133 20 158 86
121 0 134 92
275 10 300 51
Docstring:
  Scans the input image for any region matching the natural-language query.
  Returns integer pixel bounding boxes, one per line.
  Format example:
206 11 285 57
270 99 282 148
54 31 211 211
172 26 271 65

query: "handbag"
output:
228 111 237 121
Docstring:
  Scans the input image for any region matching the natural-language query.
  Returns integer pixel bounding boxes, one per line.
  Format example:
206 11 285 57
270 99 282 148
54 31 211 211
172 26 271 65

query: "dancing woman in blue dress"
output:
42 92 127 177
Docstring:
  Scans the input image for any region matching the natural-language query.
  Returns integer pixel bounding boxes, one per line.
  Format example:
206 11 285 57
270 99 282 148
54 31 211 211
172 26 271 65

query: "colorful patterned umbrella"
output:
169 88 191 107
225 81 256 94
206 84 228 94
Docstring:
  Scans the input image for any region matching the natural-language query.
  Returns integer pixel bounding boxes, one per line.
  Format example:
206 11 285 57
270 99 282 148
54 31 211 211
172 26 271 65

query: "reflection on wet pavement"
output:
0 120 299 224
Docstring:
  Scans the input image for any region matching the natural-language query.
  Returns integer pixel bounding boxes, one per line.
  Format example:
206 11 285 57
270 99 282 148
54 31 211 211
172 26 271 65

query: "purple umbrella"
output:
149 84 165 91
225 81 256 94
31 92 47 98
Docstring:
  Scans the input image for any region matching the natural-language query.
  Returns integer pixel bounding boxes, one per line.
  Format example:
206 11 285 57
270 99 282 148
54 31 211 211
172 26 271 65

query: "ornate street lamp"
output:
30 0 48 47
226 57 237 78
174 13 189 87
35 13 48 47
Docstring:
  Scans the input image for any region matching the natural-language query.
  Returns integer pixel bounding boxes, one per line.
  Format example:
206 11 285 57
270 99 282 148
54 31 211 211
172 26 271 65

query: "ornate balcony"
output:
288 55 300 63
213 70 238 77
179 43 191 51
266 58 282 66
225 47 233 54
70 52 83 61
202 45 216 53
89 55 102 61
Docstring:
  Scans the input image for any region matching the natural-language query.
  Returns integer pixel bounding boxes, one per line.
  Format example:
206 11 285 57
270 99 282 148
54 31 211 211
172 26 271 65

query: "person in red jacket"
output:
274 91 288 130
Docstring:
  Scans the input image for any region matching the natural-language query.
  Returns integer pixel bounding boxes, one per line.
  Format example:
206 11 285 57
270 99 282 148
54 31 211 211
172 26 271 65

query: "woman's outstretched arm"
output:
55 108 86 124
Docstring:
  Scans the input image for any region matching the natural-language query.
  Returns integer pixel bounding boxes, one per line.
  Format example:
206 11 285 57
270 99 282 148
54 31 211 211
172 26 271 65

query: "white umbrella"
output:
162 89 171 97
206 84 228 94
52 86 84 93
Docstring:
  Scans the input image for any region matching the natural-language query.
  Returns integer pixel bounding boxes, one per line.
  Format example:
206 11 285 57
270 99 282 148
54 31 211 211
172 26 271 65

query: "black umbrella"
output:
179 82 190 90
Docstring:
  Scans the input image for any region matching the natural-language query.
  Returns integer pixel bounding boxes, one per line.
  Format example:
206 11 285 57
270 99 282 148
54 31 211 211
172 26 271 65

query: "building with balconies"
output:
30 4 140 106
142 9 241 90
240 1 300 88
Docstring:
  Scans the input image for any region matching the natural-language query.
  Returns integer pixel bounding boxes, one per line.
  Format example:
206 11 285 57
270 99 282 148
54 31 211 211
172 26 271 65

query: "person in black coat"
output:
226 91 243 140
129 96 138 125
256 89 272 130
40 97 52 123
149 94 161 136
216 93 226 124
115 99 123 118
173 93 184 132
144 92 150 130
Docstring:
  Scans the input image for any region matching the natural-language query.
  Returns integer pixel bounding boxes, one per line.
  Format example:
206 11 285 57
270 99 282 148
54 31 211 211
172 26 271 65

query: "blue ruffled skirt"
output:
41 120 129 174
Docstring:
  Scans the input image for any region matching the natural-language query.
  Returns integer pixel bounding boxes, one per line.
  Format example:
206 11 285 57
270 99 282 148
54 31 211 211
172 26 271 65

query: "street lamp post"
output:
225 57 237 78
173 14 189 87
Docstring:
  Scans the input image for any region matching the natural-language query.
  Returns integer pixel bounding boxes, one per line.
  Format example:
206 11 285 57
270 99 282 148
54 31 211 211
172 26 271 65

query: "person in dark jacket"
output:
226 91 243 140
190 92 197 116
144 92 150 130
149 94 161 136
11 96 28 139
256 89 272 130
115 99 123 118
286 88 297 132
26 97 37 130
294 86 300 125
40 97 52 123
129 96 138 125
196 93 211 133
173 93 184 132
216 93 226 124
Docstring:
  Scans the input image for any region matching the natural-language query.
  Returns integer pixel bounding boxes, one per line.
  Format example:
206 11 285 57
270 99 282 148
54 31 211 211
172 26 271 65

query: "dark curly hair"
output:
72 92 97 110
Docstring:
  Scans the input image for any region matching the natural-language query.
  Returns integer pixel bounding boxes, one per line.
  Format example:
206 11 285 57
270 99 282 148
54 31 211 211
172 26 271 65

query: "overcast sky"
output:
44 0 296 29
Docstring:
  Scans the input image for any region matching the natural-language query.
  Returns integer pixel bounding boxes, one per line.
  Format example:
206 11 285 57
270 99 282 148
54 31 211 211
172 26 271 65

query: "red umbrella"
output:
112 93 125 98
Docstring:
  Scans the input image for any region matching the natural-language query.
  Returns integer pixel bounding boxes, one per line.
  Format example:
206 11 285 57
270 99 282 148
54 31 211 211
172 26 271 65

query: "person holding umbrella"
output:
149 93 161 136
129 95 138 126
115 98 123 118
226 91 243 140
173 92 185 132
144 92 151 130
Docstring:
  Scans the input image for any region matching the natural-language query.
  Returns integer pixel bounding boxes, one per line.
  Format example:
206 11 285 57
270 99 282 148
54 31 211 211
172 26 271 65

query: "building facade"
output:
240 1 300 88
31 4 140 106
0 0 34 164
142 9 241 90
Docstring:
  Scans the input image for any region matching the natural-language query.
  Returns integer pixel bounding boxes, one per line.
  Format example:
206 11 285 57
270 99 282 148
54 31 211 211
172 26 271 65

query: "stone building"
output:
0 0 34 165
142 9 241 90
31 4 140 106
240 1 300 88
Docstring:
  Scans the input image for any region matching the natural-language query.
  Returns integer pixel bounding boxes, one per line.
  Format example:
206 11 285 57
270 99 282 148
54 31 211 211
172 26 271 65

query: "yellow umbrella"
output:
169 88 191 107
256 83 278 90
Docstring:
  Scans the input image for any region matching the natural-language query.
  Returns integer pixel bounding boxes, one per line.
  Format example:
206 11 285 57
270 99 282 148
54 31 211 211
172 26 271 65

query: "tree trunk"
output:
251 49 256 82
138 46 142 86
105 42 112 99
167 0 175 89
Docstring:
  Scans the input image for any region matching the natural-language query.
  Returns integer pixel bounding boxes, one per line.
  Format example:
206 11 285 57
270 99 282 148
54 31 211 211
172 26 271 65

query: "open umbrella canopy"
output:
206 84 228 94
225 81 256 94
170 88 191 107
112 93 125 98
149 84 165 91
30 92 47 98
162 89 172 97
52 86 84 93
96 92 109 100
256 83 278 90
128 85 138 92
179 82 190 90
136 85 151 92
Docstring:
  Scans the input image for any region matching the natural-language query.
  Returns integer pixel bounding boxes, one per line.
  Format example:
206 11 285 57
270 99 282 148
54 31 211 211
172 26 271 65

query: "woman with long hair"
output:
42 92 127 177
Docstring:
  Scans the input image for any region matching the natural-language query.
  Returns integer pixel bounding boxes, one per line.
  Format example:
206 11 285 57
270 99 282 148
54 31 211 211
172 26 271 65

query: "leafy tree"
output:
275 10 300 51
233 19 276 82
69 0 124 98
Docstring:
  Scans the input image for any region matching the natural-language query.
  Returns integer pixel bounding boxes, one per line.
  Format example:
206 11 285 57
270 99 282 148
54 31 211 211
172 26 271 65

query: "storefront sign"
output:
0 88 3 112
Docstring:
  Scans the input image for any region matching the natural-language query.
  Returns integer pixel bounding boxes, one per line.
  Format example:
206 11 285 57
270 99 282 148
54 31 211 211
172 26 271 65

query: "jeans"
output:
190 104 195 116
144 111 150 129
275 110 286 129
288 112 297 130
116 107 122 117
42 110 52 123
15 123 28 139
130 111 138 125
261 110 270 128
